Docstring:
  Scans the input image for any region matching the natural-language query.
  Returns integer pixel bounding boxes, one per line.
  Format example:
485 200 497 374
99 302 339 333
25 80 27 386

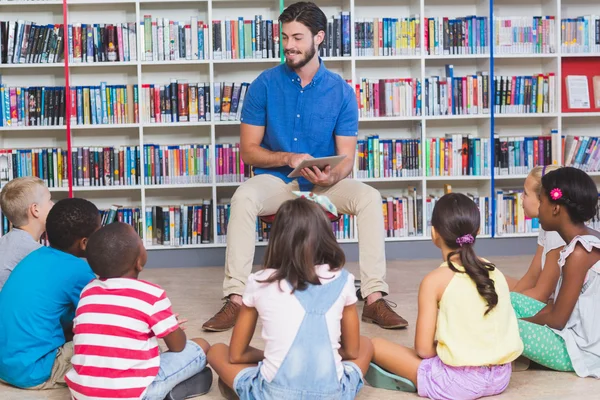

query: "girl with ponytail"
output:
366 193 523 400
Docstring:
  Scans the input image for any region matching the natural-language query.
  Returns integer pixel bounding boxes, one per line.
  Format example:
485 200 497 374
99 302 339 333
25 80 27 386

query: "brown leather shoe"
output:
202 299 241 332
362 298 409 329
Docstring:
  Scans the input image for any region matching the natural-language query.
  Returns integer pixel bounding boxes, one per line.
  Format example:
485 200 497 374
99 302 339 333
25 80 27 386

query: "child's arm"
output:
229 305 264 364
163 328 187 352
339 303 360 360
520 248 561 302
414 270 442 359
511 245 544 292
525 246 595 329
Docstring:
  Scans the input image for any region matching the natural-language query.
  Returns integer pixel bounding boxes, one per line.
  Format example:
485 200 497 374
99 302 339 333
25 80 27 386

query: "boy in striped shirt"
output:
65 222 212 400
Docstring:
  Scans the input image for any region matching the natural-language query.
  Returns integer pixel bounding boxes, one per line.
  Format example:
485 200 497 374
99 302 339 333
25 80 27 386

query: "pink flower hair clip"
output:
456 234 475 247
550 188 563 201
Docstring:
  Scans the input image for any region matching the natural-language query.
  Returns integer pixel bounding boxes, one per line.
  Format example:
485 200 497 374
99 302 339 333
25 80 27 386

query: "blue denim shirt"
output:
240 59 358 190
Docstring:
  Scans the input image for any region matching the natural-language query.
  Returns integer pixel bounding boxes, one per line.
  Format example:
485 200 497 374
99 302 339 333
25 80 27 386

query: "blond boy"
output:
0 177 54 290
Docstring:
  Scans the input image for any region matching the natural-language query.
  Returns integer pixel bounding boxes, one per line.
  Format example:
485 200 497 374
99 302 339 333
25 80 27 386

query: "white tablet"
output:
287 155 347 178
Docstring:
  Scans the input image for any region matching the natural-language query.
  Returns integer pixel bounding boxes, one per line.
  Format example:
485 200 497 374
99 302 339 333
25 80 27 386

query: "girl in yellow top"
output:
367 193 523 400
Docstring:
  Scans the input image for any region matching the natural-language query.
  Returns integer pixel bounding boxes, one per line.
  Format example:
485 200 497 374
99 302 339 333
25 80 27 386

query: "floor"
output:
1 255 597 400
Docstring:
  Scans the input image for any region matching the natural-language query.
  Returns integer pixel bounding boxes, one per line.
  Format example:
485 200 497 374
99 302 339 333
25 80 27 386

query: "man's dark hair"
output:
86 222 142 279
279 2 327 37
46 198 100 252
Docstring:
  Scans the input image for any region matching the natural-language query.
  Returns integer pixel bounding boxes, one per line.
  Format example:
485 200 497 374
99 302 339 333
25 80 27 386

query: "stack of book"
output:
71 83 139 126
561 16 600 54
215 143 251 183
101 205 143 237
71 146 140 188
424 65 490 116
0 83 67 127
212 17 279 60
1 21 65 64
494 74 556 114
564 135 600 172
494 133 560 176
382 192 423 238
0 148 69 188
141 15 209 62
356 78 421 118
144 144 211 186
427 194 491 236
495 190 539 235
424 135 491 177
319 11 351 58
424 16 490 56
354 17 420 57
355 135 421 179
145 201 213 246
493 16 557 54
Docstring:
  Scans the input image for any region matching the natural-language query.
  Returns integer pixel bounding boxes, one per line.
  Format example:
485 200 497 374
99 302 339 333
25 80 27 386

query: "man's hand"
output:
287 153 313 168
301 165 334 187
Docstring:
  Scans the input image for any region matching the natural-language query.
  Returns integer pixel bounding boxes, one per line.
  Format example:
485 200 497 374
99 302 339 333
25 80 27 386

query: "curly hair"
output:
46 198 100 251
86 222 142 278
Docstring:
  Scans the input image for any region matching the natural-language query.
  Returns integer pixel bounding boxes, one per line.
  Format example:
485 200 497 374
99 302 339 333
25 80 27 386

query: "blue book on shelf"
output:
238 17 244 58
90 87 97 124
225 20 231 58
251 20 256 56
530 76 537 113
100 82 108 124
342 12 350 57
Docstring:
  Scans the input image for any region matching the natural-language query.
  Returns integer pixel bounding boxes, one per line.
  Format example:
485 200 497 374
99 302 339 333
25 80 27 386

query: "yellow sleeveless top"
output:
436 262 523 366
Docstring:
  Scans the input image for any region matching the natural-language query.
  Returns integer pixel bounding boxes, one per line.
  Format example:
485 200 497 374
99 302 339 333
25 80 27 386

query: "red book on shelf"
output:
178 81 189 122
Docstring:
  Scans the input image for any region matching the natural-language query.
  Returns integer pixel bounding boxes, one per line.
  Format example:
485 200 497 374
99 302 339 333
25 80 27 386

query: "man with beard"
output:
202 1 408 332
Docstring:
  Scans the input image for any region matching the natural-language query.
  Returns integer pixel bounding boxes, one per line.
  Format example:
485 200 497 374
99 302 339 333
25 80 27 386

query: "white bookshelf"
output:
2 0 600 249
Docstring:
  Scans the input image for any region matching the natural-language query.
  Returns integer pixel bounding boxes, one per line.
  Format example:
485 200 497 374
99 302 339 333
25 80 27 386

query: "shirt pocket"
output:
309 112 337 142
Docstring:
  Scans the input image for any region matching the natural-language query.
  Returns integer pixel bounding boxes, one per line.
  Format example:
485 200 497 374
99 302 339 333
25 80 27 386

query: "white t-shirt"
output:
537 228 566 269
242 265 357 383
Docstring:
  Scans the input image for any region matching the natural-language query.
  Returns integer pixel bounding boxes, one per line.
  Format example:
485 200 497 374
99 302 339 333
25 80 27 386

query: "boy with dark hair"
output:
66 222 212 400
0 198 99 390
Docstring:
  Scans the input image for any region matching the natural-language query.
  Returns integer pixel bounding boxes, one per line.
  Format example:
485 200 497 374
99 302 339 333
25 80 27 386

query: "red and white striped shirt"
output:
65 278 179 400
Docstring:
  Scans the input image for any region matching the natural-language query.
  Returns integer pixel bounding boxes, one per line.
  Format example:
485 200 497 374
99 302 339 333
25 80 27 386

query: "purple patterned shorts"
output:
417 356 512 400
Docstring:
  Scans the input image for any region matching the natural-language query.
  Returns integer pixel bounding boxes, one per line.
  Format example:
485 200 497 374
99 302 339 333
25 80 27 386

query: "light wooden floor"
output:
1 255 597 399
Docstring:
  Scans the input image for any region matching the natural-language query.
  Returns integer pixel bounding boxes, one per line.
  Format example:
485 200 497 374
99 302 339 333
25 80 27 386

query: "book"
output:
356 136 421 179
144 144 211 185
566 75 591 109
426 15 489 55
494 16 557 54
561 16 600 54
141 15 208 61
354 16 420 57
357 78 421 118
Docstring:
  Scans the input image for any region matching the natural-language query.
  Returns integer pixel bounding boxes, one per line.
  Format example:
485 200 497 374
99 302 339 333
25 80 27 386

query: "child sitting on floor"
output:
507 165 565 302
0 198 99 389
0 177 54 291
65 222 213 400
511 167 600 378
367 193 523 400
207 197 373 400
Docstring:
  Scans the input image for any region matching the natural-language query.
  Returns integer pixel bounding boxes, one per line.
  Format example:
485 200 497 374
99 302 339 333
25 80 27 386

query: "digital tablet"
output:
287 155 347 178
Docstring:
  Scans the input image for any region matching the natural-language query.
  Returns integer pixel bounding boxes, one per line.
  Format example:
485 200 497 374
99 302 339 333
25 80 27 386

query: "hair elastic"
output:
456 234 475 247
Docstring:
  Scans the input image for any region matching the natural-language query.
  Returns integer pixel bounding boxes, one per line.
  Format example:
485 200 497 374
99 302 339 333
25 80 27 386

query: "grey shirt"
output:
0 229 42 291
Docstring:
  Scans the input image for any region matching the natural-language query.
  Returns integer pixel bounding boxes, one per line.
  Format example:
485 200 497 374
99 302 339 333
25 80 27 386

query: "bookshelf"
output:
1 0 600 251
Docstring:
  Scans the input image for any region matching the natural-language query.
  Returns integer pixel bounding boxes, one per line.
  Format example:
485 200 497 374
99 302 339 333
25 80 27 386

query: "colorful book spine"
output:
212 17 279 60
141 15 208 61
0 21 66 64
320 11 352 58
382 191 424 238
145 201 212 246
354 16 420 57
143 144 211 185
563 135 600 172
70 146 140 187
356 136 421 178
425 16 489 56
427 194 490 236
0 147 69 188
561 16 600 54
356 78 421 118
494 133 561 176
64 22 137 63
424 66 490 116
0 83 66 127
215 143 251 183
494 16 557 54
70 83 138 125
494 74 556 114
100 205 143 236
495 190 536 235
425 135 490 177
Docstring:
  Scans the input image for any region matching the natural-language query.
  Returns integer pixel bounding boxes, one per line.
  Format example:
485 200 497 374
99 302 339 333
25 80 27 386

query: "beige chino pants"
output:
223 174 389 298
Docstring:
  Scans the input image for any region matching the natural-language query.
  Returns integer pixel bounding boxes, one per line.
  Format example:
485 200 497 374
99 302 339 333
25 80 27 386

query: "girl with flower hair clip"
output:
367 193 523 400
512 167 600 378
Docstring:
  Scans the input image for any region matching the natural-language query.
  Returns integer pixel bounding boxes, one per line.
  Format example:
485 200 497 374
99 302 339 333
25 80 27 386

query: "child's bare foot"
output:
512 356 531 372
218 378 239 400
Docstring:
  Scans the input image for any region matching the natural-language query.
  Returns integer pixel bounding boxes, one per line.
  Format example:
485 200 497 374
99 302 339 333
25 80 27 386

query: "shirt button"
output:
294 138 298 141
300 90 303 93
297 114 300 118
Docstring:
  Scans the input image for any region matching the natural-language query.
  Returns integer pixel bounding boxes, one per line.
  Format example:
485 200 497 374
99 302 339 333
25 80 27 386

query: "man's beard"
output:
285 41 317 69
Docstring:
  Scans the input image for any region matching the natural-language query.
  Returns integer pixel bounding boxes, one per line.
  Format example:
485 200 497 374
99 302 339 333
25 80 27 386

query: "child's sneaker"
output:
166 367 213 399
365 362 417 392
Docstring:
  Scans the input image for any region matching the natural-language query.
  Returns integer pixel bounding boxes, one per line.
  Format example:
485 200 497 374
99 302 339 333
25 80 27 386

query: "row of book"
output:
494 74 556 114
211 17 279 60
100 205 143 238
71 146 141 187
561 16 600 54
496 190 537 235
141 15 209 62
71 84 139 126
143 144 211 186
319 12 352 58
355 136 421 179
141 81 249 123
354 17 420 57
426 194 491 237
494 134 560 176
563 136 600 172
383 190 423 238
0 84 66 127
145 202 213 246
215 143 252 183
356 78 421 118
424 16 490 56
0 148 68 188
1 21 65 64
493 17 557 54
424 136 490 177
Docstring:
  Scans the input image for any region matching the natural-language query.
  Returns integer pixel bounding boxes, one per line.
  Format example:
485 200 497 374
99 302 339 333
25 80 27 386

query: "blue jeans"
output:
143 340 207 400
233 361 364 400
